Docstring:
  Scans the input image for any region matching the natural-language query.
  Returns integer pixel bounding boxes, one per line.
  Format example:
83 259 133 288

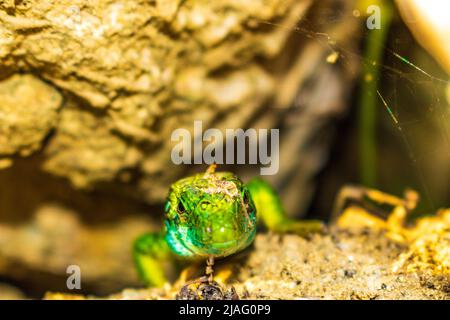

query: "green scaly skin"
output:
133 167 324 287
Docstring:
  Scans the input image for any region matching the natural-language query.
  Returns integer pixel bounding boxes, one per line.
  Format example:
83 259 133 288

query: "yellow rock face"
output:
0 74 62 158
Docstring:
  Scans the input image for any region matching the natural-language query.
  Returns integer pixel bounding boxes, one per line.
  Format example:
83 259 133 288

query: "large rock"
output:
0 74 62 160
0 0 360 212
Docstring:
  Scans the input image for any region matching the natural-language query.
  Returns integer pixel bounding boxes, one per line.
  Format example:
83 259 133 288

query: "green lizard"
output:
133 165 324 287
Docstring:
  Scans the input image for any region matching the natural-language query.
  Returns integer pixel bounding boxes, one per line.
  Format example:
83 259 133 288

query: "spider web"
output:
257 5 450 215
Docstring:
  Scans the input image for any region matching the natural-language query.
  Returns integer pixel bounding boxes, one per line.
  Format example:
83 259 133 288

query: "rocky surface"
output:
0 74 62 163
0 204 153 295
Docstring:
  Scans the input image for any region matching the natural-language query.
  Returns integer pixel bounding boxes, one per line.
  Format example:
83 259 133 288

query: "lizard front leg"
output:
133 232 174 287
246 178 324 236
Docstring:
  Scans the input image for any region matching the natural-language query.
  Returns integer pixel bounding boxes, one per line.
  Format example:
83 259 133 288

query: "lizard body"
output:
133 165 323 286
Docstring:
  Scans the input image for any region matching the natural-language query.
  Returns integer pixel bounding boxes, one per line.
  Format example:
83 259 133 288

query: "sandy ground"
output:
45 228 449 300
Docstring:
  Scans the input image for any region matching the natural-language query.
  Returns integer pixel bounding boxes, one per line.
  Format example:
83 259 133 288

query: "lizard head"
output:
163 170 257 258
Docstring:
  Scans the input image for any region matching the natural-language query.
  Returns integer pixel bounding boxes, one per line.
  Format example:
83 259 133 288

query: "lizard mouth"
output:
188 237 237 254
209 239 237 247
188 227 256 257
189 237 232 247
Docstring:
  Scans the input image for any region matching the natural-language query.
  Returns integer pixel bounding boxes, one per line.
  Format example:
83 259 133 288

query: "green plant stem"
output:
358 0 393 187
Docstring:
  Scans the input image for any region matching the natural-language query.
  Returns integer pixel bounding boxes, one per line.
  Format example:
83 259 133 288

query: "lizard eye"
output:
242 190 254 214
243 190 250 205
177 201 186 214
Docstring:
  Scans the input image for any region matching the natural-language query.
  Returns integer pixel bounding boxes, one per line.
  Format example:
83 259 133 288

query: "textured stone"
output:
0 74 62 158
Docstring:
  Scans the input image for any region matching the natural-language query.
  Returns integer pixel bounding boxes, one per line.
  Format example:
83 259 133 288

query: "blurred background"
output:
0 0 448 298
